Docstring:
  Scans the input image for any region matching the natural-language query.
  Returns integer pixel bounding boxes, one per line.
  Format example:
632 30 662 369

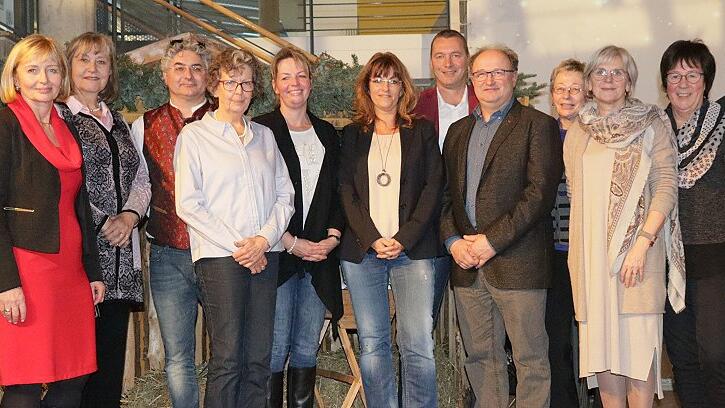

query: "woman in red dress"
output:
0 34 106 407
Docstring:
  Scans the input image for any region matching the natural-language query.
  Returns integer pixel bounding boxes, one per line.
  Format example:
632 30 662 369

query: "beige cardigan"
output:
564 117 679 321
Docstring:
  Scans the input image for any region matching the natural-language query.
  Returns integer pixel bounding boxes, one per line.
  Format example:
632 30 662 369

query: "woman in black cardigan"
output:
0 34 104 407
253 47 343 408
338 52 443 408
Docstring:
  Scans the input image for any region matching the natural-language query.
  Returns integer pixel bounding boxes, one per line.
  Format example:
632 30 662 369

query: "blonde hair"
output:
1 34 70 104
271 47 312 81
66 32 118 102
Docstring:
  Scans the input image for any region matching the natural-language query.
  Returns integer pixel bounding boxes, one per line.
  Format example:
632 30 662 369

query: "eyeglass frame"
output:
591 68 628 82
470 68 516 82
370 77 402 86
665 71 704 85
552 85 583 96
218 79 255 93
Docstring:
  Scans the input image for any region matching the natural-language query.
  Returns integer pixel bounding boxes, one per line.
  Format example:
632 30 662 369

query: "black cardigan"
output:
338 118 444 263
253 108 344 323
0 107 102 292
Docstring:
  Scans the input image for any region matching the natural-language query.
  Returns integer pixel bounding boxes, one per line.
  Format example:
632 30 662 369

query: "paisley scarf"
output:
578 98 686 312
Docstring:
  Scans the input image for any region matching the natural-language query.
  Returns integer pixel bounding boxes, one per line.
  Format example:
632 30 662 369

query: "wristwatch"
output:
637 230 657 247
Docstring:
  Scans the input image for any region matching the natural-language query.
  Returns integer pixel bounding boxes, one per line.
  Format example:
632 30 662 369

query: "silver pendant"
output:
376 171 391 186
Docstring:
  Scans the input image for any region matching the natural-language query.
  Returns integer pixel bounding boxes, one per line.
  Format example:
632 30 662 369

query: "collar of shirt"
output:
473 97 515 125
170 99 208 118
436 86 469 110
65 95 114 131
204 110 253 145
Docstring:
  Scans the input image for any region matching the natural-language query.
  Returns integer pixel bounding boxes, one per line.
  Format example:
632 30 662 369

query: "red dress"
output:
0 139 97 385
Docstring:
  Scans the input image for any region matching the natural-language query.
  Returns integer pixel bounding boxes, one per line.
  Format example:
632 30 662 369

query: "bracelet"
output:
287 236 298 254
327 234 341 242
637 230 657 247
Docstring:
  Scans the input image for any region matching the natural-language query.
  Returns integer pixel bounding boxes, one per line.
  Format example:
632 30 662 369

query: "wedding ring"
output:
2 309 9 314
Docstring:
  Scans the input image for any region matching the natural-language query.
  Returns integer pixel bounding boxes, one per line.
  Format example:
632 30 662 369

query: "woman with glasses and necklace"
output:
659 39 725 407
339 52 443 407
253 47 344 408
174 47 294 408
547 58 586 408
563 45 685 408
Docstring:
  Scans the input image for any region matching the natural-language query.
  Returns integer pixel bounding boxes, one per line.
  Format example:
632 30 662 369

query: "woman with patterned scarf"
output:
563 45 686 408
660 39 725 408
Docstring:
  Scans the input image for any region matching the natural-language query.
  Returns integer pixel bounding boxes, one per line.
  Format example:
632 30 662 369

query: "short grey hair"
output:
549 58 585 94
469 44 519 71
160 34 212 72
583 45 638 95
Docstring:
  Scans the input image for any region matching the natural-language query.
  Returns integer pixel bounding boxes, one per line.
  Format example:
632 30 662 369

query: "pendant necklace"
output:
375 128 396 187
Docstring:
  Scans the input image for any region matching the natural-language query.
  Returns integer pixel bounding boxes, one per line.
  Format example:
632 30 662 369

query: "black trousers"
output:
195 254 278 408
1 375 88 408
80 300 133 408
544 250 578 408
664 272 725 407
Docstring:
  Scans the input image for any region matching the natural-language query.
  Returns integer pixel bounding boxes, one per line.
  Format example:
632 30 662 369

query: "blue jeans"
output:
271 272 327 373
149 244 201 408
196 255 278 408
341 252 437 408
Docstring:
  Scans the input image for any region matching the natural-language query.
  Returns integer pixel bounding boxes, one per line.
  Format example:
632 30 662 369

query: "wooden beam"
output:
198 0 318 63
149 0 273 64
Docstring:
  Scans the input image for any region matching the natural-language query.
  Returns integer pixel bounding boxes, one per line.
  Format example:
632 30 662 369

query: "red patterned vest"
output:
143 101 212 249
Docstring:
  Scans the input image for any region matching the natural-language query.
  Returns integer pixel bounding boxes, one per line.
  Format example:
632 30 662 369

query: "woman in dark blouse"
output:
254 46 343 408
58 32 151 408
660 39 725 407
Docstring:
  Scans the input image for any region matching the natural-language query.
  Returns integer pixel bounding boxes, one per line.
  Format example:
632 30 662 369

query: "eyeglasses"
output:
370 77 402 86
219 80 254 92
471 69 515 82
666 71 704 85
592 68 628 82
553 85 583 95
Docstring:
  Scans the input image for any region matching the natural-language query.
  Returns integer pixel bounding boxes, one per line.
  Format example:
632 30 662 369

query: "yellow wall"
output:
357 0 447 34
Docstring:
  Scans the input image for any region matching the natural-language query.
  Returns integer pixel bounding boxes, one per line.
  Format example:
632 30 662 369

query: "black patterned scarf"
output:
667 100 725 188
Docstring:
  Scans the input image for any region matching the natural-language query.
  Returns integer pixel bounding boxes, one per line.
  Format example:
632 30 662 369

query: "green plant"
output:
113 55 168 112
114 52 362 118
514 72 547 101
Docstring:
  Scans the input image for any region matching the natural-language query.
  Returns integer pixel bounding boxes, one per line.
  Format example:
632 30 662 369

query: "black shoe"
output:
287 366 316 408
267 371 284 408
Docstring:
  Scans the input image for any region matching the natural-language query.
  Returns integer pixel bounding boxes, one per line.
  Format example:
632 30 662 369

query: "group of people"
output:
0 27 722 408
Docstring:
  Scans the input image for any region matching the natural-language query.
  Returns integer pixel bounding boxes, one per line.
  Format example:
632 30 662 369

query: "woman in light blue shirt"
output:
174 47 294 408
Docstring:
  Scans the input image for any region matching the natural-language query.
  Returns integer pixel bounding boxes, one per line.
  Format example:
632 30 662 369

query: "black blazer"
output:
0 107 102 292
339 118 444 263
440 101 562 289
253 108 344 322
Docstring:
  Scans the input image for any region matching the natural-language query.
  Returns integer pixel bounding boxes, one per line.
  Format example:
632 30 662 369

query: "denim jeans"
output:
270 272 327 373
149 244 201 408
195 254 278 408
341 252 437 408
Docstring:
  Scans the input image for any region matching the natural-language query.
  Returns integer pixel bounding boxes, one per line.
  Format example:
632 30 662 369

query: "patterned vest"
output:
143 101 211 249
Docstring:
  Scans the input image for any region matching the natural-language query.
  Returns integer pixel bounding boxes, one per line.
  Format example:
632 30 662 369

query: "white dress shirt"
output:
437 86 469 152
174 111 295 262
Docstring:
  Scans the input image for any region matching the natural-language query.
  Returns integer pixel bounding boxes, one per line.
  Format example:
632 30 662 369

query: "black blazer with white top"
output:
338 118 444 263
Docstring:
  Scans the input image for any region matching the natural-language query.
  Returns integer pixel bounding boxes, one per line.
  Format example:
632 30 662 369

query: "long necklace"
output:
375 130 395 187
